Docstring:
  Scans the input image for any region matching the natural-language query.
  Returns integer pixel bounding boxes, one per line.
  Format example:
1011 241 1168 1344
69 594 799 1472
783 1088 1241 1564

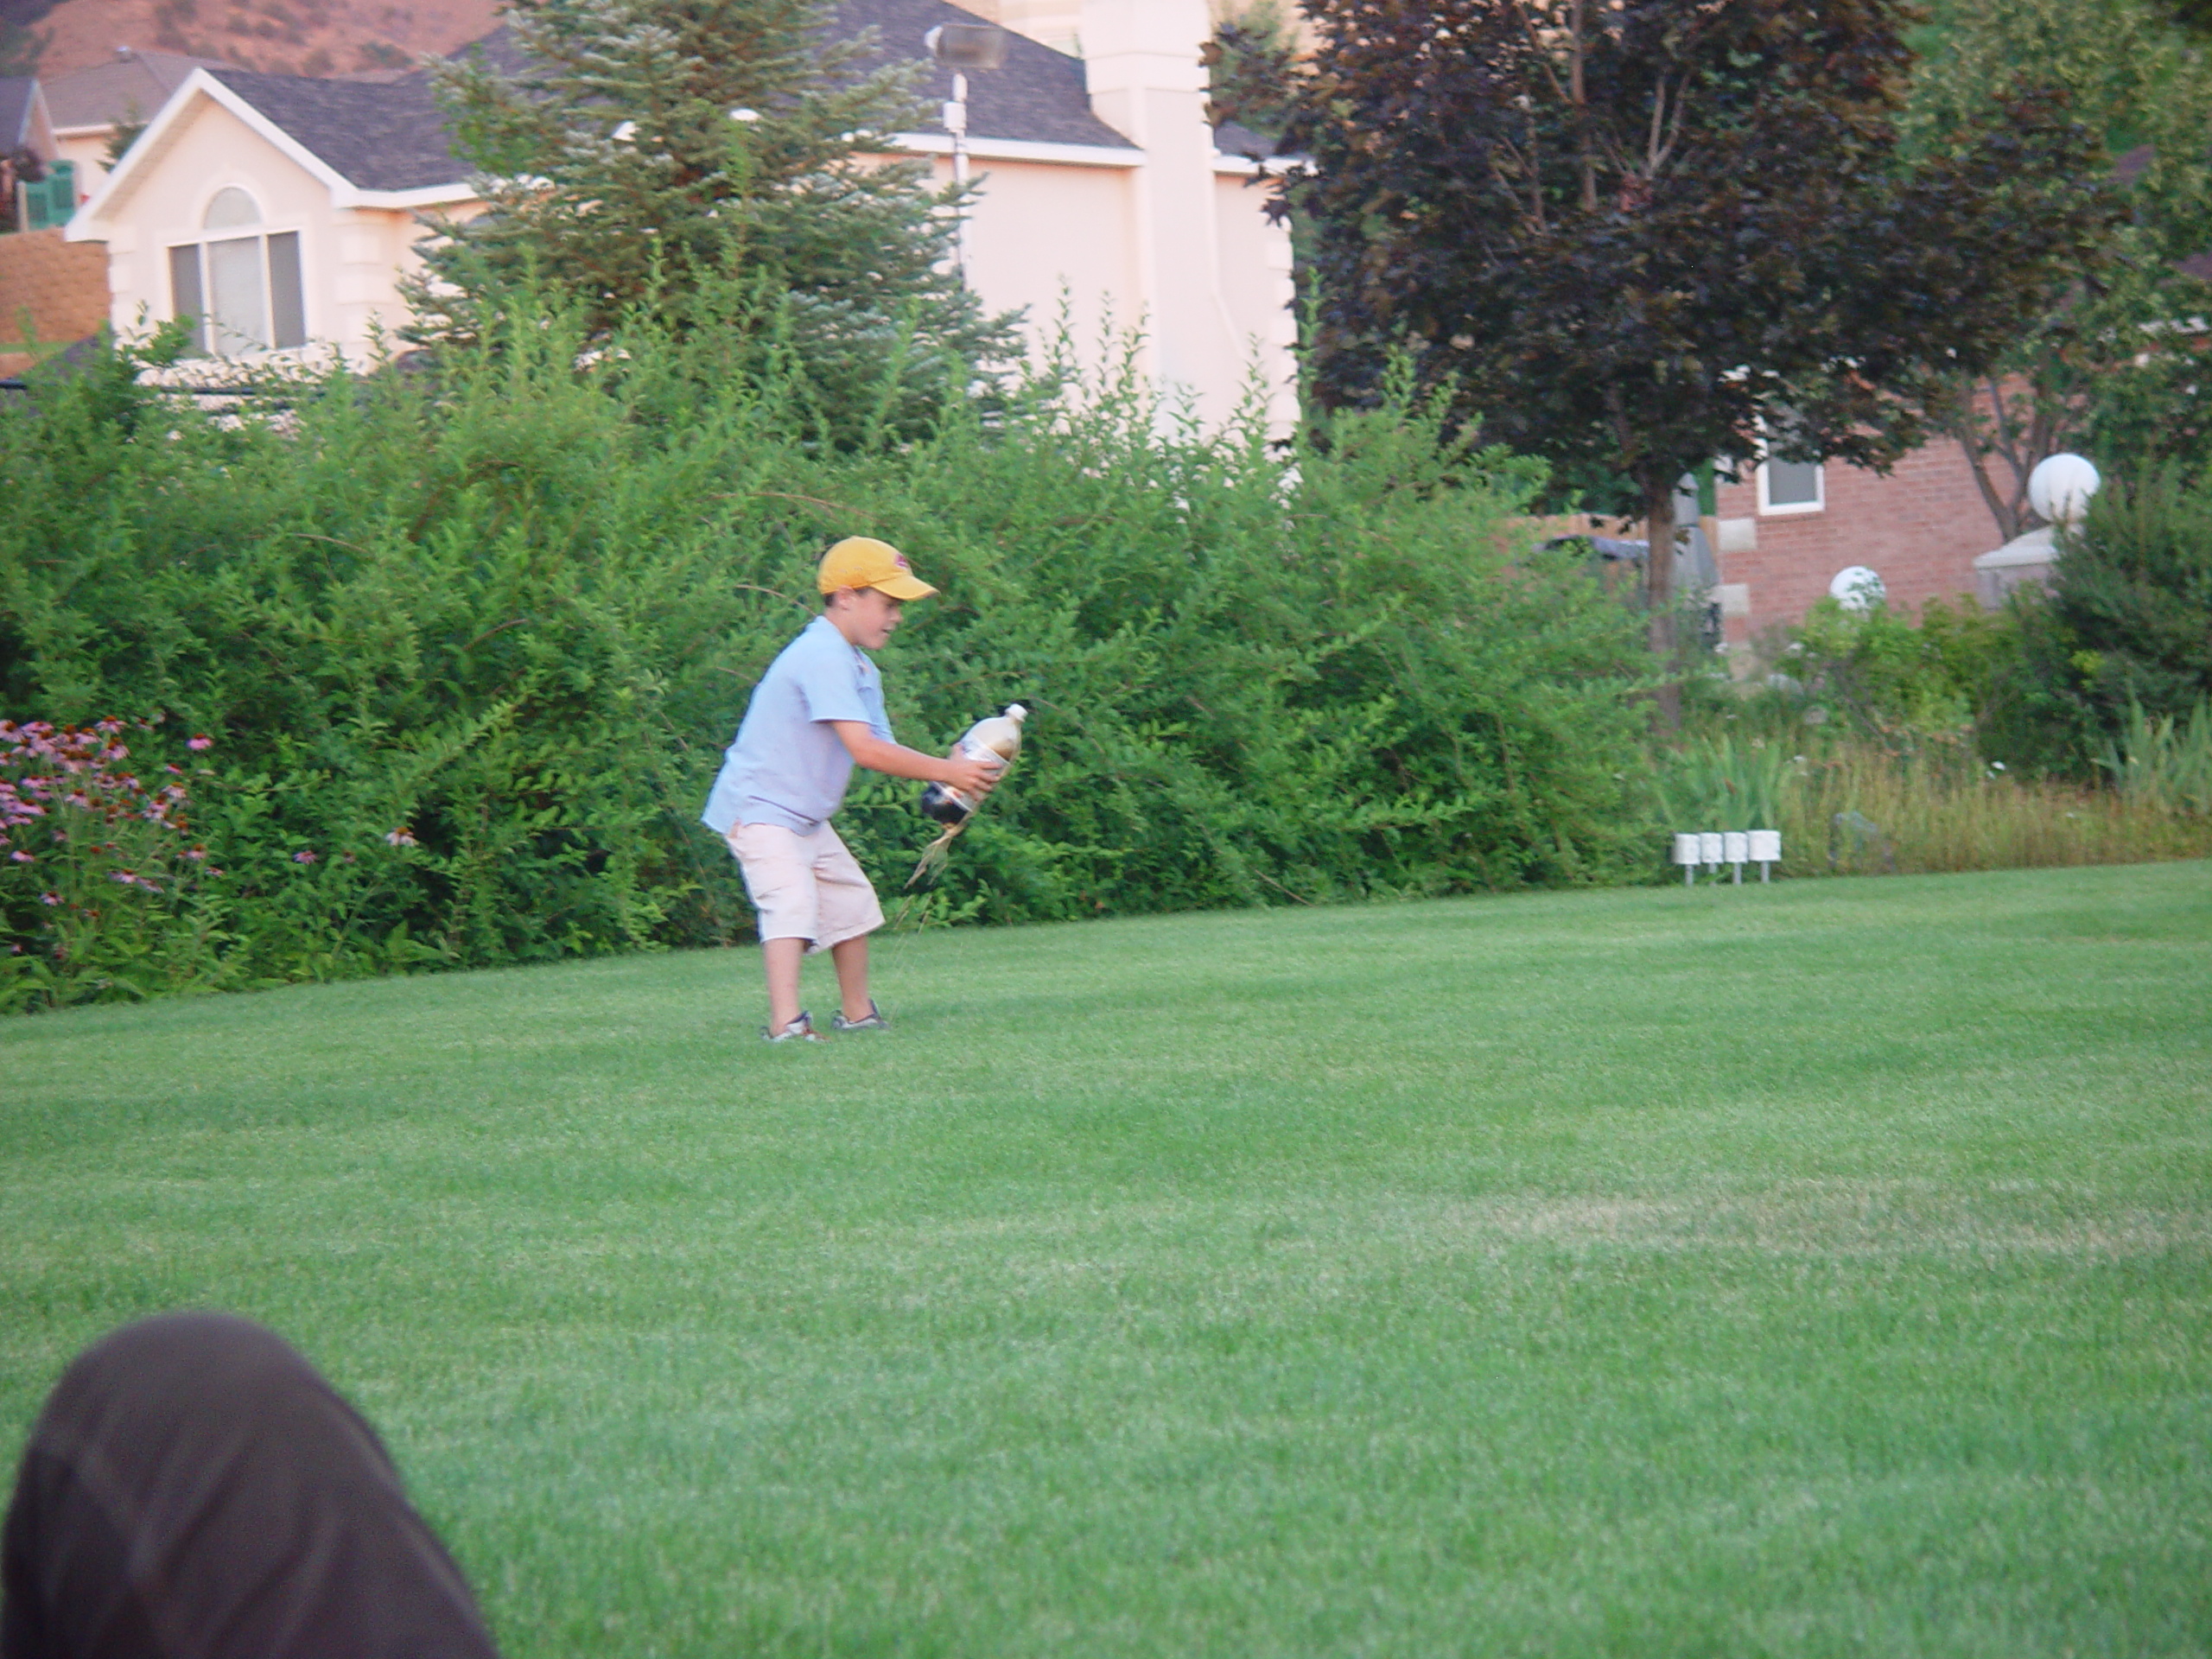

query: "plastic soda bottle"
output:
920 704 1027 824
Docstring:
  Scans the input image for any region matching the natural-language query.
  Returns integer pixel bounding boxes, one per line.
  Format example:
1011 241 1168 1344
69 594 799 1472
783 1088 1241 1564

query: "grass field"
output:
4 863 2210 1657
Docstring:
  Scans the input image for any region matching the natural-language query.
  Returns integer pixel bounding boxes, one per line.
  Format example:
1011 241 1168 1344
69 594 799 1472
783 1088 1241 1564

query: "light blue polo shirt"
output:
702 615 894 836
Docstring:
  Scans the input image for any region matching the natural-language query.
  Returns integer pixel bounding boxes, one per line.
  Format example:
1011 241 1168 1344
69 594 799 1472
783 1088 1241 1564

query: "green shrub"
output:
0 319 1653 1007
2050 468 2212 726
2100 698 2212 815
1759 594 2021 745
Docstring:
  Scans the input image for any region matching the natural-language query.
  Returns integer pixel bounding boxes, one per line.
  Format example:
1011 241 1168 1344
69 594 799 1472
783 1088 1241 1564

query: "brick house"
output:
1708 433 2005 652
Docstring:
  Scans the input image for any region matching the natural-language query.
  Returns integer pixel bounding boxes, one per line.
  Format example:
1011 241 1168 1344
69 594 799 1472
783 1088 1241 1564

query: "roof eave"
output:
889 132 1142 168
1212 151 1300 176
346 180 477 210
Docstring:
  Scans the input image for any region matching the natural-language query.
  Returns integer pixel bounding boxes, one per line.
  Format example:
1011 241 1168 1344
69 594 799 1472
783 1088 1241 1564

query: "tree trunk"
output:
1643 474 1681 730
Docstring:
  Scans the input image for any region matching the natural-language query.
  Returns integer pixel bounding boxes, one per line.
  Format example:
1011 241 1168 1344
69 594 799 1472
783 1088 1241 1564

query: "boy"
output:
702 537 1001 1042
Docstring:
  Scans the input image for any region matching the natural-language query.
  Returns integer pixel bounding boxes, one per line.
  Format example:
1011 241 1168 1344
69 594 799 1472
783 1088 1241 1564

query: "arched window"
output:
168 187 306 358
203 187 261 229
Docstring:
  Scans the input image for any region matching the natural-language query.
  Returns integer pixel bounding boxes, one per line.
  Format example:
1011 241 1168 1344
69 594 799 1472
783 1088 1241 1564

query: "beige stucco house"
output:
65 0 1295 430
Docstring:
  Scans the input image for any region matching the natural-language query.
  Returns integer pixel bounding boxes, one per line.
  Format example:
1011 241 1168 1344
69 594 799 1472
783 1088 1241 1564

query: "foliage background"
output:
0 320 1653 1008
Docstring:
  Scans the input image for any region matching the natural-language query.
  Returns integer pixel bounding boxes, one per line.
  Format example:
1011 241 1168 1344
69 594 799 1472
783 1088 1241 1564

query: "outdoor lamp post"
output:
924 22 1007 281
2028 453 2101 529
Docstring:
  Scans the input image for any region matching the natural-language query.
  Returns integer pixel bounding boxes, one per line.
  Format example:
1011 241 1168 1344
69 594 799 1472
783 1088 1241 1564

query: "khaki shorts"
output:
727 821 885 951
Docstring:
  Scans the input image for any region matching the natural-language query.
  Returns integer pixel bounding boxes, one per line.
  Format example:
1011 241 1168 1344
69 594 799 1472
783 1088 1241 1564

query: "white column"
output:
1078 0 1244 426
979 0 1085 54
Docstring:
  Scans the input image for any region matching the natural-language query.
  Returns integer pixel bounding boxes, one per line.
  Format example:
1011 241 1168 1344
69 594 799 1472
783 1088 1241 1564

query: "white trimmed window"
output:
168 188 307 358
1756 445 1823 515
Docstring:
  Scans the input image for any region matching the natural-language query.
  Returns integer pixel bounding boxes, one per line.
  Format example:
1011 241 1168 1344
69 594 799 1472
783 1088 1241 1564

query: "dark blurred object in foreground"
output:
2 1312 499 1659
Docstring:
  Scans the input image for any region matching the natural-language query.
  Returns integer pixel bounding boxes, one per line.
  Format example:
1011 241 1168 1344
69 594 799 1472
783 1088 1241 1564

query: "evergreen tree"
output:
408 0 1016 441
1274 0 2107 720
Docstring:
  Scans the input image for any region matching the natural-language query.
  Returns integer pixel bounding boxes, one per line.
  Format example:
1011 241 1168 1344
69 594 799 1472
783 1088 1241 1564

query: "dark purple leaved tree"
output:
1276 0 2112 721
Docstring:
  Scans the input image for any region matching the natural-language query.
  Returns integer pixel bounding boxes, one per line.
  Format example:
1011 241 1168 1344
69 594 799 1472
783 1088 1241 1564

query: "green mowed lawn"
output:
4 863 2209 1656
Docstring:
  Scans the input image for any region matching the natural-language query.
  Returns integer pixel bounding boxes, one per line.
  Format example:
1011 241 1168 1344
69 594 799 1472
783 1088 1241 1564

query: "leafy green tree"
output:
1274 0 2107 720
1905 0 2212 534
409 0 1015 441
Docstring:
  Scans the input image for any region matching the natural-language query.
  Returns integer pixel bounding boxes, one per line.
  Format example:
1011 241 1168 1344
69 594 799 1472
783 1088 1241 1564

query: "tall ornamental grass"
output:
2100 698 2212 816
0 322 1651 1010
1660 734 2212 878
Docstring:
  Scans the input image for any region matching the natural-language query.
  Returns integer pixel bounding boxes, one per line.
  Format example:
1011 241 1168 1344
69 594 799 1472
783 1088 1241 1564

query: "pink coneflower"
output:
39 892 59 906
9 849 33 863
293 849 316 864
384 827 420 848
187 735 213 751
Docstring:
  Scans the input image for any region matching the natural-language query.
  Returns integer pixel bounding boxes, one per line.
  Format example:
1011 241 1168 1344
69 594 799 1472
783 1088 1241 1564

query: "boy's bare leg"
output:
830 935 872 1023
762 938 806 1033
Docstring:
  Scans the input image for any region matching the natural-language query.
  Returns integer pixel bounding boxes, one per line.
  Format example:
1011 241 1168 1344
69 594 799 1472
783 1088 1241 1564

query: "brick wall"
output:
1709 433 2005 649
0 227 111 377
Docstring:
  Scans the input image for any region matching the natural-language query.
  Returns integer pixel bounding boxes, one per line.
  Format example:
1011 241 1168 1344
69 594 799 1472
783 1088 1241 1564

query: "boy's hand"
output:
943 750 1003 801
828 722 1006 799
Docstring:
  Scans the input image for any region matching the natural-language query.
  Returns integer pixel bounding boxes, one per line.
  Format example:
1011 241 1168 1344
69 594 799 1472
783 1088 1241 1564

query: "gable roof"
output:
67 65 477 227
43 48 235 132
0 77 37 149
205 67 460 193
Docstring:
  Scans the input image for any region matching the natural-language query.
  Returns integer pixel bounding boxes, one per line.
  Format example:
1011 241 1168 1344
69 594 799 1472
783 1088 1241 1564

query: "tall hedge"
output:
0 321 1653 1007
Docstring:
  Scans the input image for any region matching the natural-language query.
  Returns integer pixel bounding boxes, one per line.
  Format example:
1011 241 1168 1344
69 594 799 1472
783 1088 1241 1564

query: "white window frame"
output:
1754 436 1825 517
167 187 310 359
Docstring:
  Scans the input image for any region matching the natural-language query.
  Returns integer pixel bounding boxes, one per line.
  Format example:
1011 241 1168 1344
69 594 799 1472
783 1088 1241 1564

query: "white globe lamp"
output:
1828 565 1885 611
2028 453 2101 528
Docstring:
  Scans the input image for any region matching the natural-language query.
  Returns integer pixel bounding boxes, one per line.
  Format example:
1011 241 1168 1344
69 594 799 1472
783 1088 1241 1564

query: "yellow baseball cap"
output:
817 537 938 601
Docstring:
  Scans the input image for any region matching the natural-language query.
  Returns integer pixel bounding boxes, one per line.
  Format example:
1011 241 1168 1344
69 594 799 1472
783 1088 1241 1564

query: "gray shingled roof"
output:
0 77 34 149
831 0 1135 149
199 3 1139 196
452 8 1134 149
206 67 461 192
44 49 233 130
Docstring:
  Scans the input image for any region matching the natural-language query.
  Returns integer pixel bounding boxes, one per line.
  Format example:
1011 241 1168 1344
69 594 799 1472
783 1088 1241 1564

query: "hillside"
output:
26 0 501 79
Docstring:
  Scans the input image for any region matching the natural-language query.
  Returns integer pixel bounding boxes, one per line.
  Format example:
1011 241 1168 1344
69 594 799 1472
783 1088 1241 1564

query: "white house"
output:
66 0 1296 430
